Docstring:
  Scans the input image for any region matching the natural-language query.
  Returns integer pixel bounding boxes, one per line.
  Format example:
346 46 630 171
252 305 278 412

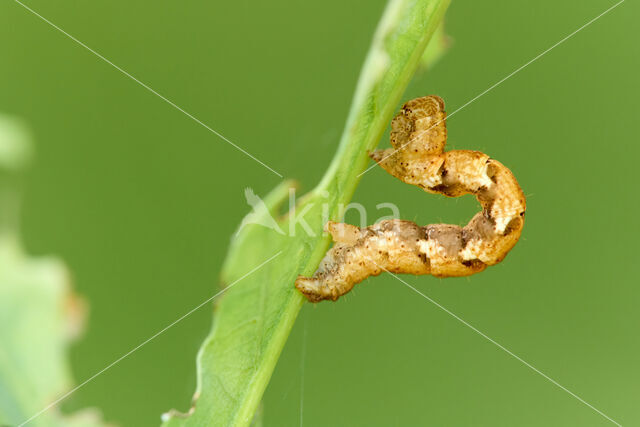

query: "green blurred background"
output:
1 0 638 425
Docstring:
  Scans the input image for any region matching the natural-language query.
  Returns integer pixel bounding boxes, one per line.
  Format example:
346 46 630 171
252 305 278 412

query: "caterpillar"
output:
295 95 526 302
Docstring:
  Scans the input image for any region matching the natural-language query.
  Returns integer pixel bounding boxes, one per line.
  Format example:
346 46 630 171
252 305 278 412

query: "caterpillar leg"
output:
295 220 430 302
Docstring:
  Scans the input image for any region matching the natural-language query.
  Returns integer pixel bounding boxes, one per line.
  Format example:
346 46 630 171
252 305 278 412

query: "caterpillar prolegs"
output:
295 95 526 302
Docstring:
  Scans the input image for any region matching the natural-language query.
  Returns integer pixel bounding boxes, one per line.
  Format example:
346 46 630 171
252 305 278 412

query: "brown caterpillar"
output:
295 95 526 302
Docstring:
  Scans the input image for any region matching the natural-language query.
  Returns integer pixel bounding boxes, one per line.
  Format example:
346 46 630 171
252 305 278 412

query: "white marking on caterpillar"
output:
295 95 526 302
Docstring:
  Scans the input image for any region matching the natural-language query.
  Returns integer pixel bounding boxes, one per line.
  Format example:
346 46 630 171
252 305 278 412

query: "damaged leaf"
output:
161 0 451 425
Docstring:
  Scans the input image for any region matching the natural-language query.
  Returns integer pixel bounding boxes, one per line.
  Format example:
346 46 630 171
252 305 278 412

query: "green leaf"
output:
161 0 451 425
0 117 108 427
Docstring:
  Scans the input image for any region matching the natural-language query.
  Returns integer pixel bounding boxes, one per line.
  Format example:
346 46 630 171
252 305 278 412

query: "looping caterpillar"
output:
295 95 526 302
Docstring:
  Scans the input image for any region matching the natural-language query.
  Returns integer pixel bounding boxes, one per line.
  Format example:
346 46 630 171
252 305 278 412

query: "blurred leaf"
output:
0 116 32 173
419 21 452 70
0 117 109 427
161 0 451 426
